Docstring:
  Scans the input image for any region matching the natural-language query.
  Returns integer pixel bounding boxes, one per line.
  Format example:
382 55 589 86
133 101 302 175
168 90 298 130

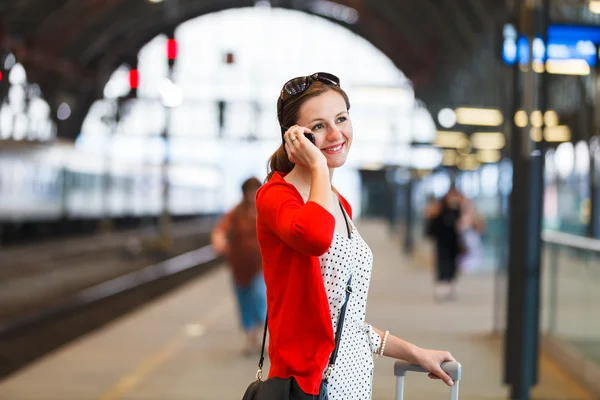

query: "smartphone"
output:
304 133 316 145
281 126 316 146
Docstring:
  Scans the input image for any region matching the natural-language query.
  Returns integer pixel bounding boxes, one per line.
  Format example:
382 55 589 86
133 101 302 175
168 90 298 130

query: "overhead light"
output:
457 154 480 170
590 0 600 13
3 53 16 70
8 63 26 85
437 108 456 128
544 110 559 127
530 127 542 142
57 102 71 120
477 149 502 163
147 0 164 3
471 132 506 150
441 149 457 166
545 59 590 75
544 125 571 142
433 131 466 148
514 110 528 128
456 138 472 155
455 107 504 127
575 141 590 175
530 110 543 128
555 142 575 178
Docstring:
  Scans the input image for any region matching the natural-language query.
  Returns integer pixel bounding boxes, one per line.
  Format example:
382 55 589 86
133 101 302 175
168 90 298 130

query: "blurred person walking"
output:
424 184 467 302
457 198 487 274
211 177 266 355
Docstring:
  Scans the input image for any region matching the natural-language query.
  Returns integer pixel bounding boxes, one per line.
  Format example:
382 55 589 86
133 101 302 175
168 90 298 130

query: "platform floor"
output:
0 220 594 400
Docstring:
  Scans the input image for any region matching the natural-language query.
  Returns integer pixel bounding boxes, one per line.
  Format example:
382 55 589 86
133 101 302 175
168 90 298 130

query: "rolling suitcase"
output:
394 360 462 400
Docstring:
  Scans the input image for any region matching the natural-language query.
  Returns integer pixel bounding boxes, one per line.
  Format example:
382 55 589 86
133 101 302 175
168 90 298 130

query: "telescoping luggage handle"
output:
394 361 462 400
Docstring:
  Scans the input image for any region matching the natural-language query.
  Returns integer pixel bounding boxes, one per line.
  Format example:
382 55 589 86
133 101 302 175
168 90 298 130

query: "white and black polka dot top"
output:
320 205 381 399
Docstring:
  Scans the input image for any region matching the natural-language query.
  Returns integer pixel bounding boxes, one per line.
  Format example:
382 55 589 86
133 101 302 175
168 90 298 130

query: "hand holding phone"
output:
303 132 316 145
281 125 327 169
281 126 315 146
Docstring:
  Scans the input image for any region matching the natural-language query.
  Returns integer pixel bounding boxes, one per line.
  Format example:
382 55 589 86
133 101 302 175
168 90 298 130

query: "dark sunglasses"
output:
280 72 340 97
277 72 340 124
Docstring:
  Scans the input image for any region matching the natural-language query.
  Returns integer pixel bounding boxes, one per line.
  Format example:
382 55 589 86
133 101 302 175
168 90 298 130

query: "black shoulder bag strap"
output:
256 200 353 382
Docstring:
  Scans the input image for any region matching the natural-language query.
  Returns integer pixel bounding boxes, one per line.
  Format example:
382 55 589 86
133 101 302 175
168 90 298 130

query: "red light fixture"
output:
167 39 178 60
129 69 139 89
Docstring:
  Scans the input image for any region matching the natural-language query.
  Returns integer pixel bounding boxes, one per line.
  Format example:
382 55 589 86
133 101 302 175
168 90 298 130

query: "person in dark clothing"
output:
424 185 466 301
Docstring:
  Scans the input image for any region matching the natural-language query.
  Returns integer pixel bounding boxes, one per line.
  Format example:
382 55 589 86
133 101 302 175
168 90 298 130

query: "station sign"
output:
502 23 600 67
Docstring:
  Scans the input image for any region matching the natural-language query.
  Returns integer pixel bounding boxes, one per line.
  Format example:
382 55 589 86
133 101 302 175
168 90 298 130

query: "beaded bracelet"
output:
379 330 389 357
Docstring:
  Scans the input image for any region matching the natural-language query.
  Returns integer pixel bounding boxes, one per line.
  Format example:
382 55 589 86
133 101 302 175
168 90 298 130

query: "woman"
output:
212 177 266 355
256 72 455 399
425 185 471 301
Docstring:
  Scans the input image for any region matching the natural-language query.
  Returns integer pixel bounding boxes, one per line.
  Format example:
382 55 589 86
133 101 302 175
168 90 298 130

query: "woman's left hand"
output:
411 347 457 386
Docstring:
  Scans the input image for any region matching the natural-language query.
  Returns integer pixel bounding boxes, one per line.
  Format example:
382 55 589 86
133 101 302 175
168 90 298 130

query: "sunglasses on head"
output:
280 72 340 97
277 72 341 126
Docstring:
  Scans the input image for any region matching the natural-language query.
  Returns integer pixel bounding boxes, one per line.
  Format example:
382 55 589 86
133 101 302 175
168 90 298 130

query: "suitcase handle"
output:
394 361 462 400
394 360 462 381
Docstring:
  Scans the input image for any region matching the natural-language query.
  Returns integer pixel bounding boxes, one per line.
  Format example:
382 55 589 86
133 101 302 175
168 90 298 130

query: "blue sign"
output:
502 23 600 67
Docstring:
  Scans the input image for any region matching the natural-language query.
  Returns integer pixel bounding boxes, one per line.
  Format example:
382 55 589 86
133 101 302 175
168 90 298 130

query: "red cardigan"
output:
256 172 352 395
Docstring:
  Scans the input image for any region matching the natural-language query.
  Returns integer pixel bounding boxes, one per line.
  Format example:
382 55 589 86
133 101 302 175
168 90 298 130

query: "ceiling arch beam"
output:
0 0 514 140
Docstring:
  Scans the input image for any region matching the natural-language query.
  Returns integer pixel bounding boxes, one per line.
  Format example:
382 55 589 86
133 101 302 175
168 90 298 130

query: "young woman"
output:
255 73 456 399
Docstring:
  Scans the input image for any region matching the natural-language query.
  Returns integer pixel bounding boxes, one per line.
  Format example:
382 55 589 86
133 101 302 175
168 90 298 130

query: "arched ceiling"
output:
0 0 586 140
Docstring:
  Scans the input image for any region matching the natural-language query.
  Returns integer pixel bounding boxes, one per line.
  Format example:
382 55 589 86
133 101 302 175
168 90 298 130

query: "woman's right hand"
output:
283 125 327 170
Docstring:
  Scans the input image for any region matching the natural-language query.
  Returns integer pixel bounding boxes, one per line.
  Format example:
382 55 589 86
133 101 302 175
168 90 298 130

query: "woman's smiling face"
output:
295 90 353 169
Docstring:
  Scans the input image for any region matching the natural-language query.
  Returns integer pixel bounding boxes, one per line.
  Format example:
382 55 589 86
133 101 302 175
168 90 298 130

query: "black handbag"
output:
242 275 353 400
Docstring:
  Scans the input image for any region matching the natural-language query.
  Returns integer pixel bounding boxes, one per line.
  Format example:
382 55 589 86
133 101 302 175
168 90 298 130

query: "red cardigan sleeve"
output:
256 180 335 256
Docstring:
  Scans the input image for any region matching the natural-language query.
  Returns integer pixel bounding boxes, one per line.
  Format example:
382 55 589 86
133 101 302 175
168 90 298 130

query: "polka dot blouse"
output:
319 217 381 399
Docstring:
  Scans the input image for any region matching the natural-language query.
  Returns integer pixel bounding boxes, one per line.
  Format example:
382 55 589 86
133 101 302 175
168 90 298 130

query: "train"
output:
0 140 223 244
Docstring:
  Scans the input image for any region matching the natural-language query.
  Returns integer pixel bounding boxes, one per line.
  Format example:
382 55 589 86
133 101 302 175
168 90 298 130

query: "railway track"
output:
0 243 221 380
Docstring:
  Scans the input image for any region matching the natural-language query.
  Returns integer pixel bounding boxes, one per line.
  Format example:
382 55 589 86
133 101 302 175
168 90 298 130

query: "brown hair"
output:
265 80 350 181
241 177 262 194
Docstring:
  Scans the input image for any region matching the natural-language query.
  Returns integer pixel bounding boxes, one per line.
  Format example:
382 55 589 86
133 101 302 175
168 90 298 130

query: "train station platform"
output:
0 219 594 400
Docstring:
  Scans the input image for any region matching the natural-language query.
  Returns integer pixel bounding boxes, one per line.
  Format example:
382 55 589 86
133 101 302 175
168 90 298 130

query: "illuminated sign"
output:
502 24 600 67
